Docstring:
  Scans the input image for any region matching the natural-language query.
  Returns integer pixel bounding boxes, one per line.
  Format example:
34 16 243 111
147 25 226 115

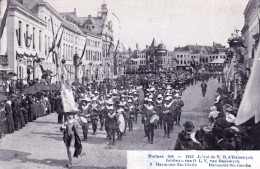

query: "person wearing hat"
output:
104 100 118 145
125 99 134 131
98 95 106 131
143 98 156 144
174 93 184 126
218 128 236 150
208 106 220 126
162 96 175 138
5 100 15 134
91 98 100 135
132 91 140 123
201 81 207 97
62 114 81 168
155 94 164 129
116 102 125 141
174 121 195 150
79 96 92 141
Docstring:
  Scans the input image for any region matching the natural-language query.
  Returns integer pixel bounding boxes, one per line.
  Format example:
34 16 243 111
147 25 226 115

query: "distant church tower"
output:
101 4 108 19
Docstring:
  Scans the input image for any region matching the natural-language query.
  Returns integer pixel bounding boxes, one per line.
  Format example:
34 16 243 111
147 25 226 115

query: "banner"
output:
236 39 260 125
61 82 79 112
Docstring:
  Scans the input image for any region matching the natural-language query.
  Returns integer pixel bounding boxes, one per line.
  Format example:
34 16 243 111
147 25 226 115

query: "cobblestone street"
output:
0 78 221 169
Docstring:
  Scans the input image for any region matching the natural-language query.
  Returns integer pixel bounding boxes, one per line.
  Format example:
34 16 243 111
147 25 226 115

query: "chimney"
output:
88 15 91 18
136 43 139 50
74 8 77 15
213 41 215 46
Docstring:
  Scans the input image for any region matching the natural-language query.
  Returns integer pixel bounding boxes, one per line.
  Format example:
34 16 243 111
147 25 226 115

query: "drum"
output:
78 116 88 126
118 113 125 133
150 114 159 124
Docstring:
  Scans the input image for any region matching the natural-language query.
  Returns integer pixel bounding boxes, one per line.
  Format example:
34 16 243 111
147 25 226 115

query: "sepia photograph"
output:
0 0 259 168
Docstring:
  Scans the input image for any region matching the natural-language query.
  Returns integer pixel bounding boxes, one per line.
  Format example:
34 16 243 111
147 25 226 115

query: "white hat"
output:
81 96 91 102
147 98 153 102
166 85 172 90
166 92 172 96
144 97 149 101
106 99 114 105
210 106 217 111
174 93 181 97
165 96 172 101
94 91 99 94
157 94 163 98
150 87 155 92
128 99 133 103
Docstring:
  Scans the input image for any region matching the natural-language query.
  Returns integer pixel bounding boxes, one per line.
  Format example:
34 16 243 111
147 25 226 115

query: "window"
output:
48 37 50 55
39 30 42 51
33 27 35 49
18 21 22 46
180 60 183 64
45 35 47 55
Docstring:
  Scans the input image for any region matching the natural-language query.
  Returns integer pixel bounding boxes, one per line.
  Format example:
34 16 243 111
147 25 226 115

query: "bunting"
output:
80 38 87 60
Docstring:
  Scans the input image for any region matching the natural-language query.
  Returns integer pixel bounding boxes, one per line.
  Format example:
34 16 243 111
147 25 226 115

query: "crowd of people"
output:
2 68 256 167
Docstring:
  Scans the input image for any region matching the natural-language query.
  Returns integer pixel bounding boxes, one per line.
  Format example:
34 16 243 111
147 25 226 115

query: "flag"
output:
61 82 79 112
226 56 235 81
80 38 87 60
56 29 64 49
0 0 10 40
236 41 260 125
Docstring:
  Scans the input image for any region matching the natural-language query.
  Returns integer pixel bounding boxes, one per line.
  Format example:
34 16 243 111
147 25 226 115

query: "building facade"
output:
2 0 114 84
241 0 260 69
173 43 226 69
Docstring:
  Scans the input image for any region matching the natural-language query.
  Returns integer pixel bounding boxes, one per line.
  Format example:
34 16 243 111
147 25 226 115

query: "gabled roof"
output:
61 20 84 35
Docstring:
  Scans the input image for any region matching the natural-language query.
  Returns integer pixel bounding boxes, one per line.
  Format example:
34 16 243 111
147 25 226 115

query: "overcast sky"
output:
46 0 248 51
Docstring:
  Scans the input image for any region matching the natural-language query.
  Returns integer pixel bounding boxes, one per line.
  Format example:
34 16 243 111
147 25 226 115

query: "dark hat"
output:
183 121 194 131
222 128 235 140
215 118 230 129
216 87 222 93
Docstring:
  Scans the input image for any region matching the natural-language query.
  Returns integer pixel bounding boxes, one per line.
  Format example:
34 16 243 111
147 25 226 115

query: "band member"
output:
116 103 125 141
155 94 163 128
174 93 184 126
99 95 105 131
91 98 100 135
126 99 134 131
162 96 176 138
143 98 156 144
132 91 140 123
79 97 92 141
61 115 82 168
105 99 118 145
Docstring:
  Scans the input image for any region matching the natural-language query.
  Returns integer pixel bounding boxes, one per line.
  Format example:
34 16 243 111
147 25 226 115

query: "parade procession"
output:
1 0 260 169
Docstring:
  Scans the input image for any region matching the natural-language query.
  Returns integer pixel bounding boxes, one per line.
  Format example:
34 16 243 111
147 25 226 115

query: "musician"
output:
61 114 82 168
119 95 128 135
132 91 140 123
155 94 164 129
91 98 100 135
143 98 156 144
125 99 134 131
116 103 125 141
105 99 118 145
79 97 92 141
174 93 184 126
99 95 106 131
162 96 176 138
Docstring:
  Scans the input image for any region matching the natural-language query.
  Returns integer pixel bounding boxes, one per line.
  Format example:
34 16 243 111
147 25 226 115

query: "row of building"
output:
116 38 227 74
0 0 114 84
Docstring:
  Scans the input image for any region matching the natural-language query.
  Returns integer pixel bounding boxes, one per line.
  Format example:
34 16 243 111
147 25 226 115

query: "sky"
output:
46 0 249 51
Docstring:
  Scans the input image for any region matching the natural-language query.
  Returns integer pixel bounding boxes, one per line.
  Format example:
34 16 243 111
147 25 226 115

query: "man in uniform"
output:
162 96 175 138
105 99 118 145
143 98 157 144
79 96 92 141
174 93 184 126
